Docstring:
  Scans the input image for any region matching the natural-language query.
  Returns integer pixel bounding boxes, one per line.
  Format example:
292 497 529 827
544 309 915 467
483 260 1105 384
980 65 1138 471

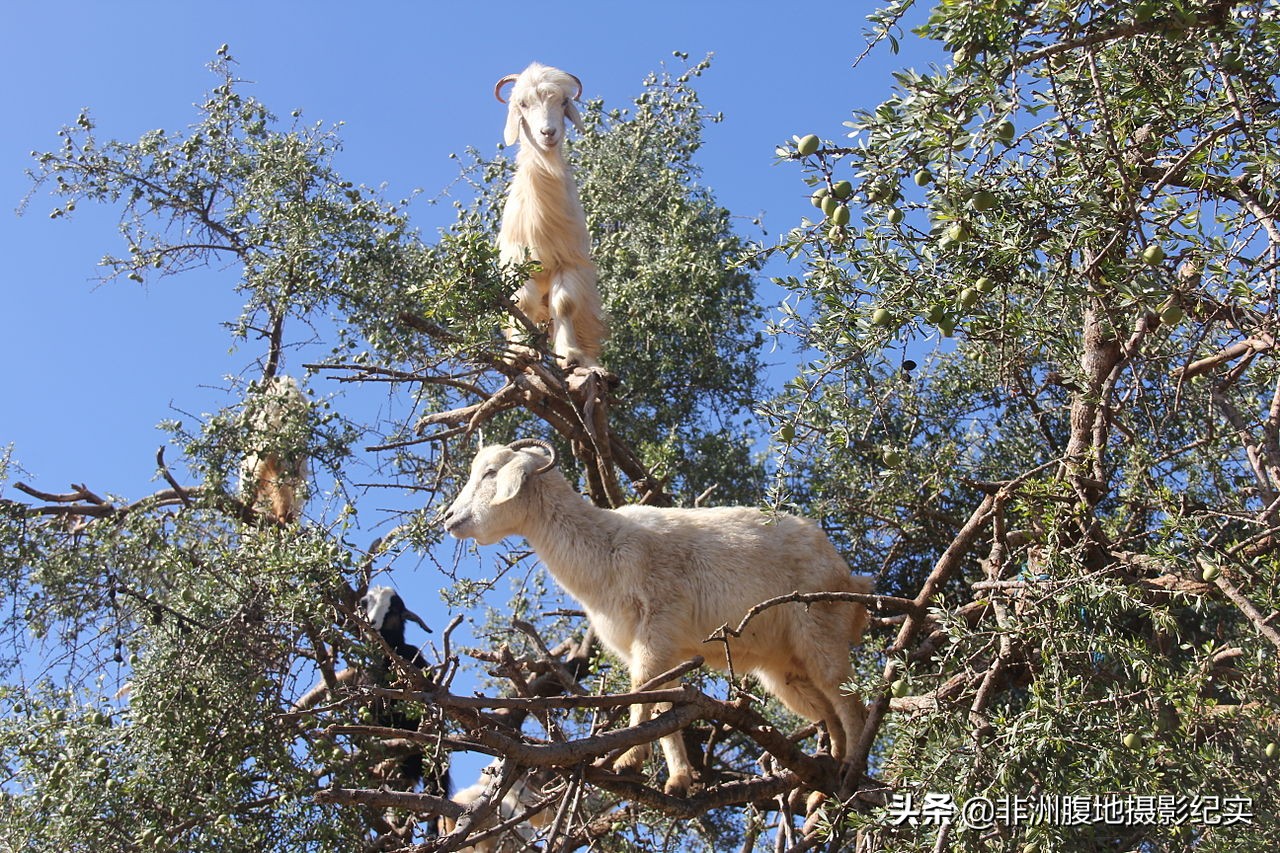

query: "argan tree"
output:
767 0 1280 849
0 50 776 852
4 1 1280 850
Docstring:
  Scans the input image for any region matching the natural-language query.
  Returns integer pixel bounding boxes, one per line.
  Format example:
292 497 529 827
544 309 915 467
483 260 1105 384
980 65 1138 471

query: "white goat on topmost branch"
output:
442 439 873 797
494 62 607 370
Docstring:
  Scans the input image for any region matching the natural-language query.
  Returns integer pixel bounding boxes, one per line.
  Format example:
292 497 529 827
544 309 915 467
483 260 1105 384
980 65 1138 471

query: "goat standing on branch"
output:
494 63 607 370
239 375 310 524
358 586 452 804
442 440 873 796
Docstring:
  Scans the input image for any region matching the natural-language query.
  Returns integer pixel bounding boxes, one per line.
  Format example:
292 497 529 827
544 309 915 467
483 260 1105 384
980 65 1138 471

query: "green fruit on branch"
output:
969 189 997 211
797 134 820 156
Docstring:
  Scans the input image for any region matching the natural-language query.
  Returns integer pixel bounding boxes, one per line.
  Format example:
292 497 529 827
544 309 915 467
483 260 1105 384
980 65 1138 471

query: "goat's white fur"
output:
239 376 309 523
443 443 872 796
442 764 550 853
495 62 606 369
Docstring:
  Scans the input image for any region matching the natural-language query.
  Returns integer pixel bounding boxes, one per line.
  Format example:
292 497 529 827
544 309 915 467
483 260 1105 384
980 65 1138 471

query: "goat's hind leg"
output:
549 266 604 369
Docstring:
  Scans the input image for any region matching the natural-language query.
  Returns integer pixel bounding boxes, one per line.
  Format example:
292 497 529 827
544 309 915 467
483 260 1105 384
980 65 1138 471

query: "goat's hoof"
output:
613 745 650 773
663 772 694 797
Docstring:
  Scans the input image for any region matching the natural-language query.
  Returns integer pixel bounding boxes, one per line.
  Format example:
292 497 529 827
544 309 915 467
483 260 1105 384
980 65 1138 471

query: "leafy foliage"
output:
3 49 770 851
770 0 1280 849
5 3 1280 848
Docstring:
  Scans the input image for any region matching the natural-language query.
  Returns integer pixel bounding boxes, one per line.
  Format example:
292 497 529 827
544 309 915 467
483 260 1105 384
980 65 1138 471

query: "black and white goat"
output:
359 586 451 803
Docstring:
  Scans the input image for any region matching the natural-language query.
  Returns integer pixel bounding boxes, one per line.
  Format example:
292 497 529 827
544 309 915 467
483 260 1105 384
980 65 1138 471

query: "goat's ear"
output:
565 100 585 134
504 104 523 147
491 460 528 505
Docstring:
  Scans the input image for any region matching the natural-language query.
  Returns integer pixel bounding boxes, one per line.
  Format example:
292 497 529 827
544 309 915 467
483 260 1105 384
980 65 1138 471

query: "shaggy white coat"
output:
442 766 551 853
443 443 872 796
496 63 606 369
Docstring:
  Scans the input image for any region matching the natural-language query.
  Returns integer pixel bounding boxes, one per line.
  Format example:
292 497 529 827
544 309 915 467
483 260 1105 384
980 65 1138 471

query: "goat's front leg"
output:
613 643 696 796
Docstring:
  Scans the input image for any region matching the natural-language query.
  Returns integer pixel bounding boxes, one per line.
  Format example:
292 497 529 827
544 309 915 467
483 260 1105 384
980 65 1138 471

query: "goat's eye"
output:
481 468 497 480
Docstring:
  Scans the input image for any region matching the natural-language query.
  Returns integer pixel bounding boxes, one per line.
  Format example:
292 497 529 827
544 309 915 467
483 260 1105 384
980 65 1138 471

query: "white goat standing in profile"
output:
494 62 607 370
239 375 310 524
443 440 873 796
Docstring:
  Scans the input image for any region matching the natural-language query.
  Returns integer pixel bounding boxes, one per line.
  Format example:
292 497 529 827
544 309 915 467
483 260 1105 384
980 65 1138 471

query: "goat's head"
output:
360 586 431 643
494 63 584 151
442 439 558 545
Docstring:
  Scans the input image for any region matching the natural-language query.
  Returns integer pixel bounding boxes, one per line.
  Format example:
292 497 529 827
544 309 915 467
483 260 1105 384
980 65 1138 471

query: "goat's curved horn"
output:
508 438 558 475
567 73 583 101
494 74 520 104
402 606 433 634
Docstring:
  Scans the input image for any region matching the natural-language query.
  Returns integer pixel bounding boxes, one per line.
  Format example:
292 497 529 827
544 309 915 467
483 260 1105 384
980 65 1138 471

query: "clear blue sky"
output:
0 1 941 490
0 0 941 727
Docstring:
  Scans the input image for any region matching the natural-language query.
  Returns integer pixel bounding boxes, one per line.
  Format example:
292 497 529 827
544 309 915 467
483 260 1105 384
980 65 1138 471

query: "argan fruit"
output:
821 195 840 217
872 307 894 327
1266 742 1278 759
994 119 1016 144
947 222 971 243
913 169 933 187
975 276 994 293
779 423 796 442
925 304 946 325
1122 732 1143 749
831 204 851 226
960 287 980 308
887 207 904 225
890 677 909 696
831 180 853 200
1142 244 1166 265
1201 563 1221 582
810 187 829 208
797 134 820 156
1160 303 1185 325
938 316 957 337
970 189 997 211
